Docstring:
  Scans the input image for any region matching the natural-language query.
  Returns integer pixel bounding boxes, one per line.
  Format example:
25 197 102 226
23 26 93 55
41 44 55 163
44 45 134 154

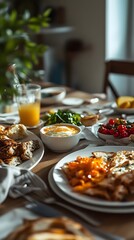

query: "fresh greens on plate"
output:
42 109 82 126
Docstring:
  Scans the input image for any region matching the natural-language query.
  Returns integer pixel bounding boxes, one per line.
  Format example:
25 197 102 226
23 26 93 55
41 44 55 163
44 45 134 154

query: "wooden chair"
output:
103 60 134 98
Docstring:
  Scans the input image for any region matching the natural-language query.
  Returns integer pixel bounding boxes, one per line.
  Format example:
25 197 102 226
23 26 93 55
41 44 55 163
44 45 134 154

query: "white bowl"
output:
40 123 81 152
41 87 66 105
98 132 115 141
98 131 130 144
92 125 130 143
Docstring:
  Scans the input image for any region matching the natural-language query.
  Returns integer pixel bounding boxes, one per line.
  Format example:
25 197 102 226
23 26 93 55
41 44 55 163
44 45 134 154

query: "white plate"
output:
12 131 44 170
0 111 18 117
0 112 18 117
43 107 107 128
49 168 134 213
112 102 134 114
0 115 19 125
0 102 18 117
62 98 84 106
70 107 107 125
26 119 44 130
127 115 134 122
86 102 114 115
53 145 134 207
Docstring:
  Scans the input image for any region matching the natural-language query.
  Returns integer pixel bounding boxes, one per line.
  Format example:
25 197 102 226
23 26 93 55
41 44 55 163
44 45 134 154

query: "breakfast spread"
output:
0 124 40 166
6 217 94 240
62 150 134 201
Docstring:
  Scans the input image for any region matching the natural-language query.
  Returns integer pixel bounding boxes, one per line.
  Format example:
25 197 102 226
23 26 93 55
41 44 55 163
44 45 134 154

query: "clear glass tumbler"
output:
15 83 41 127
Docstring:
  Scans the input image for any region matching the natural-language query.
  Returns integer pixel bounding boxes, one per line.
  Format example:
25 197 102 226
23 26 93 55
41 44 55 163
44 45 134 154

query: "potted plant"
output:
0 1 50 111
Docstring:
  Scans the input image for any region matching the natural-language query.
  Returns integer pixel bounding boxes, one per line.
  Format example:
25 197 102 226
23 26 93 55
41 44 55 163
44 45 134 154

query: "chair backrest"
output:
103 60 134 98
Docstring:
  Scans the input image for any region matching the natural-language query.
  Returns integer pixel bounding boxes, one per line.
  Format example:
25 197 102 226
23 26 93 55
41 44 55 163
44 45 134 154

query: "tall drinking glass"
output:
15 84 41 127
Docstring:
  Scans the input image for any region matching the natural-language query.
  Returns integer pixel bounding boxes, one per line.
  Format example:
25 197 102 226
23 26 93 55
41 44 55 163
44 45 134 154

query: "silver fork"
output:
10 171 100 227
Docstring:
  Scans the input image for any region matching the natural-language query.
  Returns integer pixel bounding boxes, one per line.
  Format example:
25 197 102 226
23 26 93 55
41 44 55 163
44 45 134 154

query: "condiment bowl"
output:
41 87 66 105
40 123 81 152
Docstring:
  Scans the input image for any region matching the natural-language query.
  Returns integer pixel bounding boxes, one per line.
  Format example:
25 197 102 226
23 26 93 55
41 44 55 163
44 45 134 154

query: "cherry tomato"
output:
129 127 134 134
108 119 115 125
120 131 129 138
113 131 120 138
99 126 109 134
102 128 109 134
114 118 120 124
109 129 115 135
117 125 127 132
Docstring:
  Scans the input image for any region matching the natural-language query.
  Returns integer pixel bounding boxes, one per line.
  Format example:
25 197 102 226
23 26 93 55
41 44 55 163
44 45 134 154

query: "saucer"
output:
26 119 44 130
62 98 84 106
26 120 44 136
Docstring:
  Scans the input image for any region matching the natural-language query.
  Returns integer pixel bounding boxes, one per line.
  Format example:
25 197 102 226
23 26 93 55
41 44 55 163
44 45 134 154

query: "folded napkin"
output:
0 165 37 204
0 115 19 125
80 127 105 145
0 166 20 203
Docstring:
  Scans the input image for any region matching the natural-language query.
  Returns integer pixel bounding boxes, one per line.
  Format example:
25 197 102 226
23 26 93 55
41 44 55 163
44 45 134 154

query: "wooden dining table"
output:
0 83 134 240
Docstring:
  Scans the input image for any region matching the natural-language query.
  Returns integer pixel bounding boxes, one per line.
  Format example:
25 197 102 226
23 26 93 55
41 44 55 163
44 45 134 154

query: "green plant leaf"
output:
43 9 52 17
10 10 17 22
0 0 50 100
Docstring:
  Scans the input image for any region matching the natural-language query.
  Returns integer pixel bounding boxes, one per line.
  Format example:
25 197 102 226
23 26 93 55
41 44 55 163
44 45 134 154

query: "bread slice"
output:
18 140 40 161
0 124 28 140
81 114 99 126
5 124 28 140
0 135 40 165
4 156 22 166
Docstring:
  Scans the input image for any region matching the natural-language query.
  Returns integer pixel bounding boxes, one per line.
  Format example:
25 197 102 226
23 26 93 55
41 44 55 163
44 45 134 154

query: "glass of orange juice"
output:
15 84 41 127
